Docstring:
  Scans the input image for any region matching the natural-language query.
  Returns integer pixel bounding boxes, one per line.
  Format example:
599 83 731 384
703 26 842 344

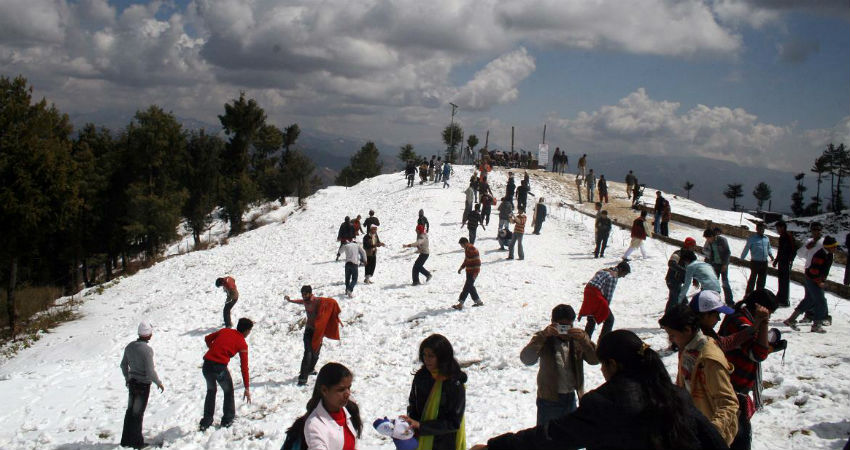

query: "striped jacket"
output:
511 213 527 234
461 244 481 277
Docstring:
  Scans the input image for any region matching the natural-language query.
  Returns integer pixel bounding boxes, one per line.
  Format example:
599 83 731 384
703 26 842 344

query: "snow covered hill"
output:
1 166 848 449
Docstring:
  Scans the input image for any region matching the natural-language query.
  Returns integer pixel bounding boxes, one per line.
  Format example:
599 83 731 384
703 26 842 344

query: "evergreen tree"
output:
442 123 463 163
791 173 807 217
0 75 80 335
825 143 848 212
683 181 694 199
336 141 382 186
282 123 301 161
121 106 188 259
467 134 479 161
253 124 283 200
398 143 419 164
183 130 224 247
219 93 267 235
281 149 318 205
808 155 829 215
752 182 772 210
723 183 743 210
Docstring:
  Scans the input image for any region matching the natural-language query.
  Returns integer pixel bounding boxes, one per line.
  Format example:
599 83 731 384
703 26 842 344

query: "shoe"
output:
800 315 813 324
519 257 524 260
412 282 421 286
452 303 463 310
297 379 308 386
426 274 432 283
823 316 832 326
783 318 799 331
622 258 631 262
220 421 233 429
310 370 318 375
472 301 484 307
811 323 827 334
336 254 340 261
507 257 514 260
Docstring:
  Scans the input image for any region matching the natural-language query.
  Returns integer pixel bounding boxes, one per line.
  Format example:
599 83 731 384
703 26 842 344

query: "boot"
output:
783 311 801 331
811 321 827 334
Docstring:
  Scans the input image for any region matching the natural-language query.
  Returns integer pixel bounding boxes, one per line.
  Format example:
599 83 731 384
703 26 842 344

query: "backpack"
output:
281 416 308 450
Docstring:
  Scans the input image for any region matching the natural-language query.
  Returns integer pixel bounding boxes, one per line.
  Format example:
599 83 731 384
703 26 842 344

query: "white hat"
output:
138 320 153 337
689 291 734 315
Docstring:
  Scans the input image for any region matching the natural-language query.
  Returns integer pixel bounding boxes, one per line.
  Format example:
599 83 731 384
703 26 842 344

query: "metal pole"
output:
542 124 546 145
449 102 458 163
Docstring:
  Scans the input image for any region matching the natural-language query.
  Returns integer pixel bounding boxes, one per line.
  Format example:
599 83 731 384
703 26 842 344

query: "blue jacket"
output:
680 261 721 302
741 234 773 262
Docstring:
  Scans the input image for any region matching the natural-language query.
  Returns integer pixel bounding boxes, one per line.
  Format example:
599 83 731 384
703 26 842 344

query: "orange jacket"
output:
311 297 342 352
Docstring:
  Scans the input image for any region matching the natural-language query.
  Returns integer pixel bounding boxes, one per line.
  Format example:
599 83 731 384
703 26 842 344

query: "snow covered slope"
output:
1 167 848 449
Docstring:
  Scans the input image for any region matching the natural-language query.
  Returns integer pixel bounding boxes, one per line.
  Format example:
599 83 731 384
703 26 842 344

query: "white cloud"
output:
453 48 536 111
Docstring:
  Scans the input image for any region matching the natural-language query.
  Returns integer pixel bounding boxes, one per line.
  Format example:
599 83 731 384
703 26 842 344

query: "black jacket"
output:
418 215 430 232
777 231 795 264
535 203 547 222
337 222 355 241
487 375 728 450
506 179 516 198
407 367 467 450
363 216 380 230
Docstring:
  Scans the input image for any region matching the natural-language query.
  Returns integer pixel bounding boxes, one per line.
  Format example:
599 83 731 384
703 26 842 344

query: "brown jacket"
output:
676 336 739 445
520 331 599 402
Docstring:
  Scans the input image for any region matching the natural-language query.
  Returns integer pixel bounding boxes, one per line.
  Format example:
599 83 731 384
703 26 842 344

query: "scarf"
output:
679 330 708 393
417 371 466 450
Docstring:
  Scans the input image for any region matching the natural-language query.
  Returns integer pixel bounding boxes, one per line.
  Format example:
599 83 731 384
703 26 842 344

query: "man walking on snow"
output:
215 276 239 328
336 216 356 261
453 237 484 310
199 318 253 430
120 321 164 449
508 208 527 260
341 239 367 297
404 224 432 285
462 203 486 244
363 224 385 284
286 286 341 385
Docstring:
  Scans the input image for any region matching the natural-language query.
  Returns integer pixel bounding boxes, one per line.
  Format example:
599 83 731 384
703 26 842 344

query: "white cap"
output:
689 291 734 315
138 320 153 337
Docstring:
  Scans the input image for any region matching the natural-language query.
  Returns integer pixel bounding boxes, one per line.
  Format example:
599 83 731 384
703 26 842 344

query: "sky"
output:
1 0 848 172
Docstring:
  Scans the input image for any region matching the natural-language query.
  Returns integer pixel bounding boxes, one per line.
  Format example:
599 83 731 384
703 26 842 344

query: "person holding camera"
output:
520 305 599 426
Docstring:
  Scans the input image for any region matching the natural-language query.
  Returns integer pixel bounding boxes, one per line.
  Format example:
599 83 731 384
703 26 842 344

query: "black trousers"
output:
468 227 478 244
594 233 609 257
533 220 543 234
458 272 480 304
365 254 377 277
299 328 321 383
121 380 151 448
776 260 791 306
223 299 237 328
660 221 669 237
585 313 614 340
412 254 430 284
745 261 768 296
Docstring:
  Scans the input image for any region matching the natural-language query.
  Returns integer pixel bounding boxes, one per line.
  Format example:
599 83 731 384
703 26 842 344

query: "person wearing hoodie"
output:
417 209 430 233
520 304 598 426
404 224 432 286
401 334 467 450
120 321 164 449
660 305 739 446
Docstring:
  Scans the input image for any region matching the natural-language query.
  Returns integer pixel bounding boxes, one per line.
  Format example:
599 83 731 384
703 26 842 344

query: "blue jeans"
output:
299 328 321 383
536 393 577 426
666 280 683 312
201 360 235 428
121 380 151 447
458 272 480 304
794 277 828 321
654 212 662 234
509 233 524 259
344 262 358 292
711 263 735 306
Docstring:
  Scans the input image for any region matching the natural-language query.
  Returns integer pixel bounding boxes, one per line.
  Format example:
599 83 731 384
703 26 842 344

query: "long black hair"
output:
418 334 464 379
303 362 362 437
597 330 700 450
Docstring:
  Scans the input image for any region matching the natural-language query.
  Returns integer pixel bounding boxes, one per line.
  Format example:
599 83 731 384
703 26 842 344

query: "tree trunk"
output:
82 257 91 287
105 252 113 281
6 258 18 337
193 230 201 248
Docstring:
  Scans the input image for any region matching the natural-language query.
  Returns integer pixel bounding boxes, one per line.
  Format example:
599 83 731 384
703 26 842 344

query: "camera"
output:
556 324 570 335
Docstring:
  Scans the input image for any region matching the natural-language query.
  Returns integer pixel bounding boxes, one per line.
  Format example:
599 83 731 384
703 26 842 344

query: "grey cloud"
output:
777 39 820 64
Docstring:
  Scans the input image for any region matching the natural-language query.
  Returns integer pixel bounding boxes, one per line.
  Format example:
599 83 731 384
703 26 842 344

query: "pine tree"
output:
752 182 772 210
791 173 807 217
281 150 318 205
282 123 301 161
723 183 743 210
683 181 694 199
121 106 188 259
467 134 479 161
808 155 829 215
183 130 224 247
253 124 283 200
0 75 80 336
218 93 267 235
398 143 419 164
336 141 382 186
442 123 463 163
825 143 848 212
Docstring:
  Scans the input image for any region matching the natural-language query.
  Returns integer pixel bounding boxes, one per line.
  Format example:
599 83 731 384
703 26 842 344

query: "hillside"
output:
0 167 848 449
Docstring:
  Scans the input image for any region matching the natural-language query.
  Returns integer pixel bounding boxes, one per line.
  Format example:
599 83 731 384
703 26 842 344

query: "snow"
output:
1 166 849 449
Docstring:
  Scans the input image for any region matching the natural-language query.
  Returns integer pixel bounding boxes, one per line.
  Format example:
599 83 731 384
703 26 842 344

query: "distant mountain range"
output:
68 112 811 211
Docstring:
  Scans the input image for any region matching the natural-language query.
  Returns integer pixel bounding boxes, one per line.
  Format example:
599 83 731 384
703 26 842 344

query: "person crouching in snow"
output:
363 225 385 284
403 224 431 286
453 237 484 310
215 276 238 328
199 318 253 430
579 261 630 340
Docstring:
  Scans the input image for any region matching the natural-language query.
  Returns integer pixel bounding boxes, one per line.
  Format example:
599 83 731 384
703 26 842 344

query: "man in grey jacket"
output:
498 196 514 231
120 321 164 449
520 305 598 426
703 227 735 306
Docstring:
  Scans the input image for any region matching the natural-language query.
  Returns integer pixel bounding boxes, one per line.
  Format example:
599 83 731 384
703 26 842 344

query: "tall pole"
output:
484 129 489 150
511 126 515 152
542 124 546 145
449 102 458 163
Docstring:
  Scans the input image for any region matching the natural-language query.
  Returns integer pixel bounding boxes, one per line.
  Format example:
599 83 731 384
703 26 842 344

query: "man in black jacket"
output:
462 204 486 244
336 216 355 261
772 221 795 307
532 198 547 235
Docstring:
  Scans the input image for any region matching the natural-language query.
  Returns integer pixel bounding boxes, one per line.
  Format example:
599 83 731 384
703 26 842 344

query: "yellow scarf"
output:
417 372 466 450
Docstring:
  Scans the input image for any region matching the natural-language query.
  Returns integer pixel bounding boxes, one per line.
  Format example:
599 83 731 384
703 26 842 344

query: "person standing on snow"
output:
741 223 774 296
403 224 432 286
462 203 486 244
286 285 342 386
594 210 612 259
463 184 475 224
772 221 795 307
703 228 734 306
453 237 484 310
120 321 164 449
507 208 527 260
435 157 444 183
597 175 609 204
577 153 587 177
574 174 584 204
215 276 239 329
784 236 838 333
405 160 416 188
532 197 547 235
625 170 636 199
341 239 366 298
579 261 630 340
516 180 534 211
498 196 514 231
363 224 385 284
417 209 430 233
351 214 364 238
481 191 494 226
429 155 436 181
622 210 651 261
653 191 665 235
520 305 599 426
585 169 596 204
199 318 253 430
505 172 516 199
363 210 380 231
441 160 452 188
336 216 356 261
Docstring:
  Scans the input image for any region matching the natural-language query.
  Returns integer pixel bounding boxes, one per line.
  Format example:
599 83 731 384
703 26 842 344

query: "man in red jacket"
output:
199 318 253 431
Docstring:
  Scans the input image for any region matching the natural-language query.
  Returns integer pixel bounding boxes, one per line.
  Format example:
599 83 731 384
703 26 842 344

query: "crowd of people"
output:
115 159 848 450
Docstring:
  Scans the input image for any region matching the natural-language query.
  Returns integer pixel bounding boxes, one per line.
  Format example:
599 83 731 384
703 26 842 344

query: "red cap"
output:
684 237 696 247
